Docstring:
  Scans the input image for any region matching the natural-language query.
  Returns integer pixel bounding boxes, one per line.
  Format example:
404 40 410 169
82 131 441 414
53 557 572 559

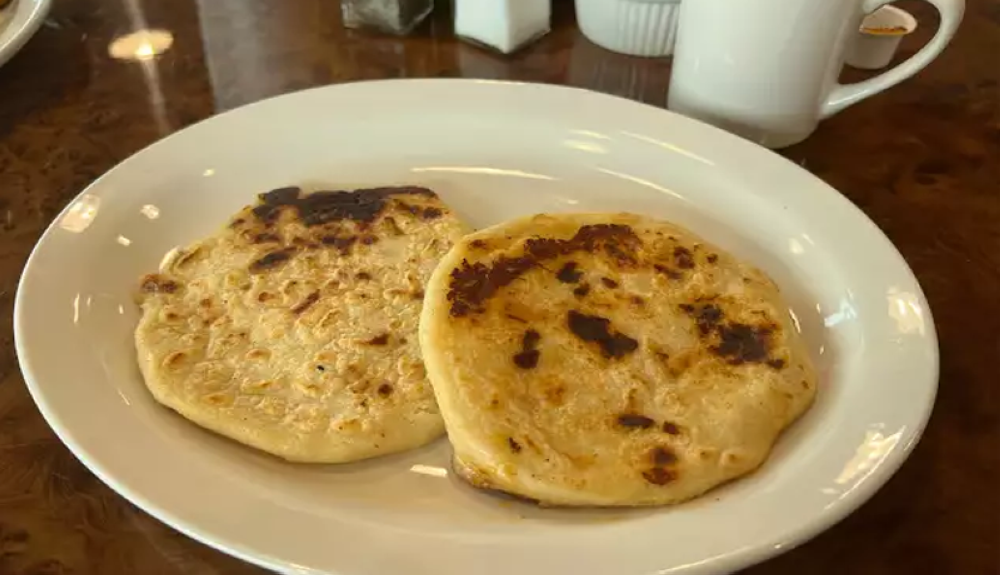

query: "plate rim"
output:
0 0 51 68
13 78 940 575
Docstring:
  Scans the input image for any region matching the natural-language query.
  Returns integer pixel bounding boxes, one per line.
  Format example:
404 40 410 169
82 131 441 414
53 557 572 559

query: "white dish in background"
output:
0 0 50 68
15 79 938 575
575 0 681 57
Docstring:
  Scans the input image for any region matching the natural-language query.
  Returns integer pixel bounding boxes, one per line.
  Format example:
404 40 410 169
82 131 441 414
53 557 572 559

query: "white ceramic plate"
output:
0 0 49 68
15 80 938 575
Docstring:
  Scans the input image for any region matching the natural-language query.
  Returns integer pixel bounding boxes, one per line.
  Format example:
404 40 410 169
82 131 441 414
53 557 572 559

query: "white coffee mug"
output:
667 0 965 149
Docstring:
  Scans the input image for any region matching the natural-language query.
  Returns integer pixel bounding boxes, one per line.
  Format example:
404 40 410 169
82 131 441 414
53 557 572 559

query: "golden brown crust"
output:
135 186 469 463
421 213 817 507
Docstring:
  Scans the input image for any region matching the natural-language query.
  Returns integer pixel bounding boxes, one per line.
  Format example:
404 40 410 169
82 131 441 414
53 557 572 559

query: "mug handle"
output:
821 0 965 118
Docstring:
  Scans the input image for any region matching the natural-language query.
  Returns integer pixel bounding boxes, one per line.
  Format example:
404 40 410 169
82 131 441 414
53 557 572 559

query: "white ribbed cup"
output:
575 0 681 57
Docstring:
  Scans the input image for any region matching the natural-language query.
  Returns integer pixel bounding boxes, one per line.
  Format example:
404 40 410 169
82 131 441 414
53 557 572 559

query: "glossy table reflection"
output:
0 1 997 574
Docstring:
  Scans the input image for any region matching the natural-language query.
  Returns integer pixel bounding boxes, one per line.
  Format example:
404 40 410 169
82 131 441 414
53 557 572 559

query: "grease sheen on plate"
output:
15 79 937 575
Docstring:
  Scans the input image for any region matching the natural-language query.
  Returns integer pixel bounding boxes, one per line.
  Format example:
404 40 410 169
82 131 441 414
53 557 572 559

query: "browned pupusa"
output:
420 213 817 507
135 185 469 463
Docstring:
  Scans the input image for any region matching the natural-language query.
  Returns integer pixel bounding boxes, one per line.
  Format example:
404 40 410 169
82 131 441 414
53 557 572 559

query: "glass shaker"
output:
341 0 435 35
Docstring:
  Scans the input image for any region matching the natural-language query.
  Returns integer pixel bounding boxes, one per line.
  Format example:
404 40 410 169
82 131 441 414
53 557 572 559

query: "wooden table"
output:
0 1 997 573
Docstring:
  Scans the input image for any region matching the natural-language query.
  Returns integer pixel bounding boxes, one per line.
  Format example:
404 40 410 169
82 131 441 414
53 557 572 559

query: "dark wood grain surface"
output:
0 0 997 573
